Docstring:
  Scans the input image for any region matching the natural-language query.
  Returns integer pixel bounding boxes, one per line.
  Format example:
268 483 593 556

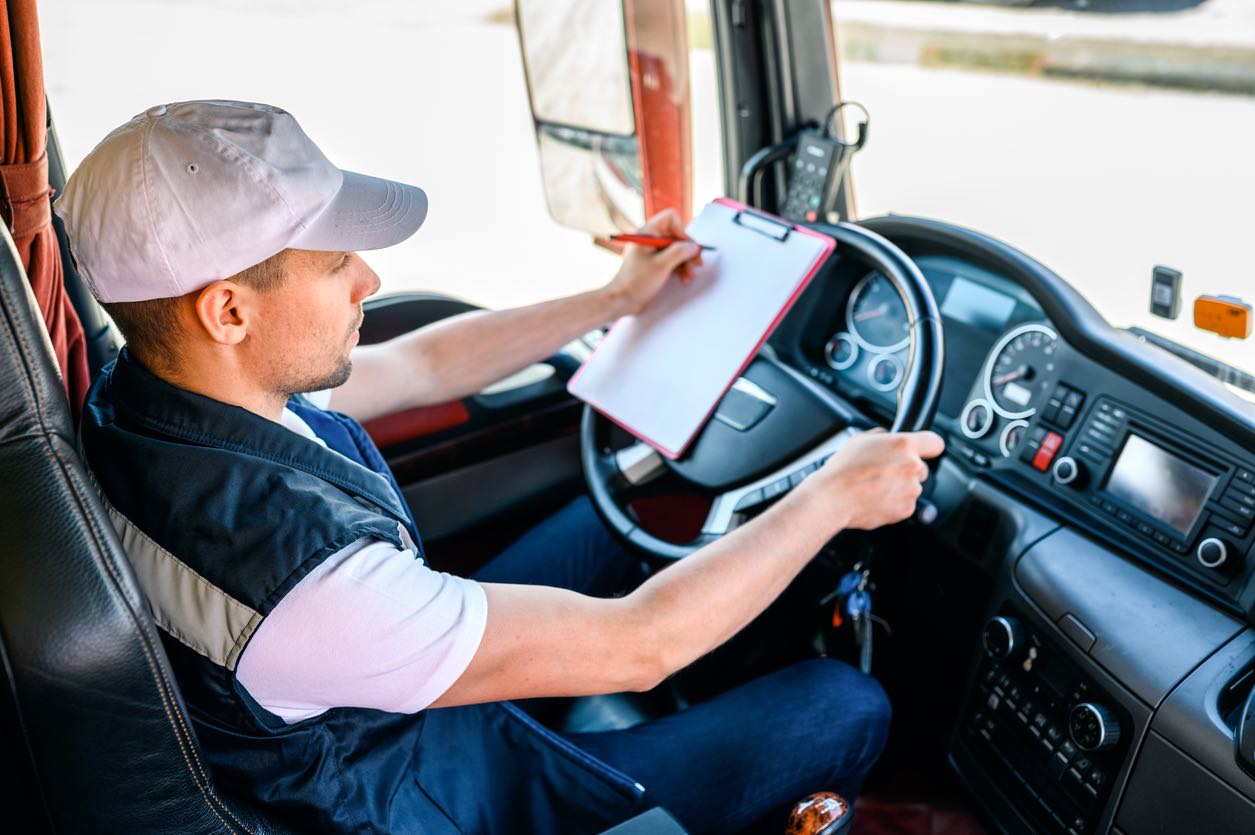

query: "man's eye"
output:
333 255 352 273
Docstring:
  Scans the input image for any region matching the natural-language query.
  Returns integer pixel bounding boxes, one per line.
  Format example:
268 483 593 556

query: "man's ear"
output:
192 280 253 346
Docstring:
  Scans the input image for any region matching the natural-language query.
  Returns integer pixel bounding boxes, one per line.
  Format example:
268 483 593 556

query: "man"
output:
62 101 943 834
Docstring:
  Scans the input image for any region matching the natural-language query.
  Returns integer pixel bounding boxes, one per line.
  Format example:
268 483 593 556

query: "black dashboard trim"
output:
857 215 1255 456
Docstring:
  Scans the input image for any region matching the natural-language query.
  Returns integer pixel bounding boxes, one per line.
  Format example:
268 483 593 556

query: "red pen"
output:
608 234 715 251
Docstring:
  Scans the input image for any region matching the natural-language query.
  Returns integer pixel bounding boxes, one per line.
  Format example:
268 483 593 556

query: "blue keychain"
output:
820 563 866 608
847 588 874 674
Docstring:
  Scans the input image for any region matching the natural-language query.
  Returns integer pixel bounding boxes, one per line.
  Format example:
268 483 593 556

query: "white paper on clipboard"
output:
568 199 836 459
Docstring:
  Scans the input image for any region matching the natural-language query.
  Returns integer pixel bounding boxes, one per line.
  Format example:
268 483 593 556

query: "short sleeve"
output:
236 537 487 723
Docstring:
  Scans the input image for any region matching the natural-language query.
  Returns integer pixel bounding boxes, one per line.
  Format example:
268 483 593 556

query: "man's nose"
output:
351 256 381 302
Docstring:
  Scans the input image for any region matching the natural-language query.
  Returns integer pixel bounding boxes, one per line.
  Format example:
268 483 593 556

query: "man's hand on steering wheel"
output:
799 430 945 534
603 209 704 318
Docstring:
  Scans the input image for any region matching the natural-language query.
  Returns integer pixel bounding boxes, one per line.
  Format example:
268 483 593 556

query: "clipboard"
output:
568 198 836 459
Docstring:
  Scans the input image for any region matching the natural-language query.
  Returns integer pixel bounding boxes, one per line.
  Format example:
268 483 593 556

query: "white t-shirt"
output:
233 396 487 724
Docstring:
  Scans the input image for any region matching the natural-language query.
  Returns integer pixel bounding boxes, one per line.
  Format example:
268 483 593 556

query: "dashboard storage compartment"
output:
1014 528 1242 707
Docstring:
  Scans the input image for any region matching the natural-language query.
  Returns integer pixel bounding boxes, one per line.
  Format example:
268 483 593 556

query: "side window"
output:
688 5 725 210
43 5 621 310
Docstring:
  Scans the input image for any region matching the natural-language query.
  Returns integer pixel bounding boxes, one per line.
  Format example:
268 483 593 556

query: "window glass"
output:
42 1 620 310
831 0 1255 379
688 0 726 210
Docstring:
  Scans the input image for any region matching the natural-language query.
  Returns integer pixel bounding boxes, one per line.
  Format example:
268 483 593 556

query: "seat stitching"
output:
0 274 47 439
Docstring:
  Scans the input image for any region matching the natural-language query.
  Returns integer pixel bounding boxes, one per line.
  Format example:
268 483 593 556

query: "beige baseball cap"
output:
54 100 428 303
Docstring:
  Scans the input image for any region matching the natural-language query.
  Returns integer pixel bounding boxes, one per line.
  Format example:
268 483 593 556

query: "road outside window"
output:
830 0 1255 378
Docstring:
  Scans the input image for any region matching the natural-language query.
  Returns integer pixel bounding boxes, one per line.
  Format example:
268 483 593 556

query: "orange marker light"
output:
1194 295 1253 340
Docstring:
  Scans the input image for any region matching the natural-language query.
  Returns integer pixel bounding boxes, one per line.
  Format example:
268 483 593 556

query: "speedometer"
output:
983 323 1058 419
847 272 909 353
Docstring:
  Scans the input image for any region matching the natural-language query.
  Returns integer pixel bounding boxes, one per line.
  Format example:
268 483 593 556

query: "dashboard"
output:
768 215 1255 835
779 225 1255 619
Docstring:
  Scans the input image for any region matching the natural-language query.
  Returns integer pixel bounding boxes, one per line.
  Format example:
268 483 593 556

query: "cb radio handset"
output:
780 102 869 224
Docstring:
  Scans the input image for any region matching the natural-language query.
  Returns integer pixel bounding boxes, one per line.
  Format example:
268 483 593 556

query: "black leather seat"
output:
0 223 686 833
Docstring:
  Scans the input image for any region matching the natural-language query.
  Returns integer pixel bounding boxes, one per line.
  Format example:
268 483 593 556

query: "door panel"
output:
360 292 588 547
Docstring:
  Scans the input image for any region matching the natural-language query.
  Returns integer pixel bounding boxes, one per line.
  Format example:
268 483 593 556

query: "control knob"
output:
1069 702 1121 752
981 616 1023 662
1051 456 1086 488
1197 537 1229 570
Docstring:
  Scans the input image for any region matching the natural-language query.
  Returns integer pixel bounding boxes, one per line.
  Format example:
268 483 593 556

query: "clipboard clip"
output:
733 209 792 242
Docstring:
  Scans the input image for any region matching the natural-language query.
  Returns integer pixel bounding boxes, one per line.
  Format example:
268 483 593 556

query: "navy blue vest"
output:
80 350 645 834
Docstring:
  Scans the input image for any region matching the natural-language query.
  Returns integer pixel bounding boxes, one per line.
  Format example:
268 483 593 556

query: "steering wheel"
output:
581 221 944 559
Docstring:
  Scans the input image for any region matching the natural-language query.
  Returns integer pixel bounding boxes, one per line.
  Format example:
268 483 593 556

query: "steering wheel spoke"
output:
700 428 858 536
611 442 667 490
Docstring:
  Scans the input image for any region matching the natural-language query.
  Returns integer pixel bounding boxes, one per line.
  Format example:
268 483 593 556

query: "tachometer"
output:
983 323 1058 419
847 272 909 353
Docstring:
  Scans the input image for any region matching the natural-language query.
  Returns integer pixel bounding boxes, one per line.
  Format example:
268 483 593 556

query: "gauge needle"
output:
993 365 1030 387
855 303 890 322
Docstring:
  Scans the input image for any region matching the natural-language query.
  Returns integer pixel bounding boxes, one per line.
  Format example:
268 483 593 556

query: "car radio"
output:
961 604 1132 835
1018 393 1255 586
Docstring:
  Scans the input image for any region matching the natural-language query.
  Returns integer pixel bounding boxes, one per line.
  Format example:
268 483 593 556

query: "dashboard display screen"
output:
941 276 1018 332
1104 434 1218 536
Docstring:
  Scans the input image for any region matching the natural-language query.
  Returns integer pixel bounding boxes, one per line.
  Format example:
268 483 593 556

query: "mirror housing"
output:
515 0 692 237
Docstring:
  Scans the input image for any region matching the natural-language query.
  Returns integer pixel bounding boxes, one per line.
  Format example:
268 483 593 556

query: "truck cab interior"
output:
4 0 1255 833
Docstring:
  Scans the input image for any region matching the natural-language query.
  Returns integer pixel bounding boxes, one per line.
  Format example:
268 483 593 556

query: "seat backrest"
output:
0 224 284 833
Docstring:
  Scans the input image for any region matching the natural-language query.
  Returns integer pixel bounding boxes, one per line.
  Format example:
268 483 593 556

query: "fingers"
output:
639 208 688 240
902 430 945 459
657 240 702 273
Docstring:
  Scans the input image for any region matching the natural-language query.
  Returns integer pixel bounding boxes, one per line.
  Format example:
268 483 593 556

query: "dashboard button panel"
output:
961 604 1131 835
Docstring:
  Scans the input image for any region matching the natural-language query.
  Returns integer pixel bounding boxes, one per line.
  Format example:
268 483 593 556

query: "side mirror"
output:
514 0 691 237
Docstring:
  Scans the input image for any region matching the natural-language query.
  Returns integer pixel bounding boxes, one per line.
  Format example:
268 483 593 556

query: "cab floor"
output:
852 795 987 835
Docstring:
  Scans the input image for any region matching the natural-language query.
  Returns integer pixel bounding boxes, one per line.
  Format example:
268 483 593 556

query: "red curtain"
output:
0 0 89 419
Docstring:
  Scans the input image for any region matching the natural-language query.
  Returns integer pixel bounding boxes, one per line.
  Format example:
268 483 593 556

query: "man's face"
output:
245 249 381 396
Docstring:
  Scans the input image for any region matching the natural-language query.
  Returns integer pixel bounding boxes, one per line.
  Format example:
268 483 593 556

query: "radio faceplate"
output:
1024 394 1255 597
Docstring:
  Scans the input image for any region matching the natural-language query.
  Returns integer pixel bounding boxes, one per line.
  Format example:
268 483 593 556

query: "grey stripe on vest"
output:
104 505 262 670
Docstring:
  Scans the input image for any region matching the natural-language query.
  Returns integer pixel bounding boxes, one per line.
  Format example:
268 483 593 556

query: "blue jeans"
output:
473 498 891 834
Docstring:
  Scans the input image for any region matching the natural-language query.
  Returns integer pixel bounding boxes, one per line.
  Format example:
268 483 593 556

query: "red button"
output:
1033 431 1063 472
805 211 818 222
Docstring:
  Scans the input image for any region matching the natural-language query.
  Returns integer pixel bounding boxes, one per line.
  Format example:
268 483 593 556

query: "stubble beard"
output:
279 315 359 398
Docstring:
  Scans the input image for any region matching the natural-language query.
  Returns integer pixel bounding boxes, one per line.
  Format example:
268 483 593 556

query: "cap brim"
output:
290 169 428 252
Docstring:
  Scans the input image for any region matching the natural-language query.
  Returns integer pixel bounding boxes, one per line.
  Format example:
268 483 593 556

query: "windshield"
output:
830 0 1255 380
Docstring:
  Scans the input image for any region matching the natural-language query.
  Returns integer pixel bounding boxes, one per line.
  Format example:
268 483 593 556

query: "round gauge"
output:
867 354 904 392
983 323 1059 419
960 399 995 439
824 332 858 371
846 272 910 353
1000 419 1030 458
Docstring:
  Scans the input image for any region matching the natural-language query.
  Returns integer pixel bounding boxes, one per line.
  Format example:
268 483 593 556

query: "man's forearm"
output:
620 486 846 689
405 287 626 405
333 286 628 421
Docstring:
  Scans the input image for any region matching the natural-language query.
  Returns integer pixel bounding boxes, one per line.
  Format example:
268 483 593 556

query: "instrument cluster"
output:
823 271 910 393
814 256 1049 426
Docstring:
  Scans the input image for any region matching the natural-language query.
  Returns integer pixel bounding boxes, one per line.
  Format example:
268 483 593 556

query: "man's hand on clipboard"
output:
603 209 705 317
